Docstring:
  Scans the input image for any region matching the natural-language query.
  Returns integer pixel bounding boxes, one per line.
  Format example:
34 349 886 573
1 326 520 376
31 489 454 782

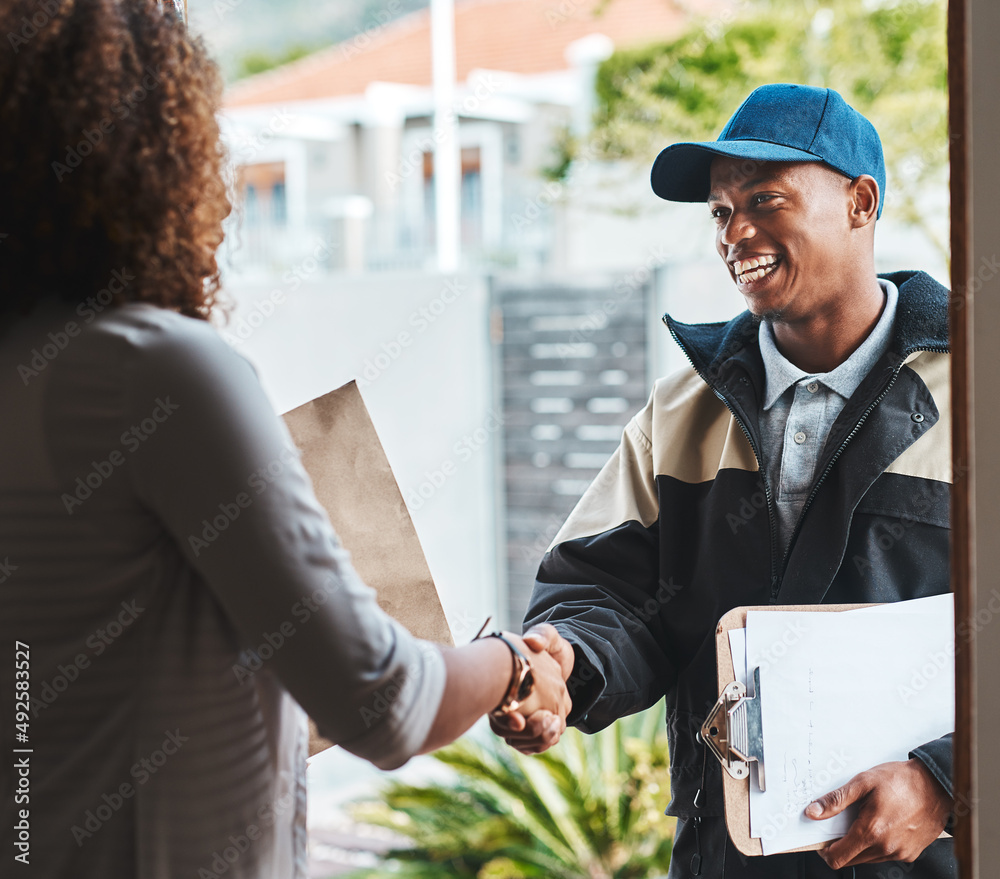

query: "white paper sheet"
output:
728 627 748 687
846 593 952 615
741 594 954 855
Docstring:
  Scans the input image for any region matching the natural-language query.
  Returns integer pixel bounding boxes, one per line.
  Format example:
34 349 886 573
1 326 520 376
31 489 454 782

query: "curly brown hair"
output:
0 0 231 320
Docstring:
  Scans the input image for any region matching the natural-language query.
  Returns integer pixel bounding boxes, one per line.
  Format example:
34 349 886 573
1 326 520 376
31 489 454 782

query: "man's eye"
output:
710 208 728 220
752 194 774 206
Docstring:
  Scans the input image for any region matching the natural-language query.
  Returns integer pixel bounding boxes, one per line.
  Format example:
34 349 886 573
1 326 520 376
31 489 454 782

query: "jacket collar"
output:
662 270 951 391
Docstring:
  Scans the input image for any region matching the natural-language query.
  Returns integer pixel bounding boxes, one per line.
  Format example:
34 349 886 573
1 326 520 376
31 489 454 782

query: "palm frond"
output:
346 700 675 879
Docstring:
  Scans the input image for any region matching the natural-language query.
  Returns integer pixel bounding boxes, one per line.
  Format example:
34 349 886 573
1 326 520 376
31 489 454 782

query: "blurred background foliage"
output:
346 701 674 879
233 43 320 79
553 0 949 258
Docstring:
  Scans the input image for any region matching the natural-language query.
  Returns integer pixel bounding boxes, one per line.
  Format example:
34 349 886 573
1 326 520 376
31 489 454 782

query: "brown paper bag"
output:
282 381 454 756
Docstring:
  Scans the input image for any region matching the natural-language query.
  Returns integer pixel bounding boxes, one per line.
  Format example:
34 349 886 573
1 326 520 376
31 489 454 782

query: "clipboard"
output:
707 602 877 856
706 602 952 856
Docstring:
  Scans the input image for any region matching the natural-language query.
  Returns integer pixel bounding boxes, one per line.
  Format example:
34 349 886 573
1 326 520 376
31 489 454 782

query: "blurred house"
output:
216 0 948 632
215 0 737 631
219 0 706 275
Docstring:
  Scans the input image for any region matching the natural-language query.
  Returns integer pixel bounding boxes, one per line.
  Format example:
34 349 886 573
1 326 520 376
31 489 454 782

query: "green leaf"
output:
348 701 674 878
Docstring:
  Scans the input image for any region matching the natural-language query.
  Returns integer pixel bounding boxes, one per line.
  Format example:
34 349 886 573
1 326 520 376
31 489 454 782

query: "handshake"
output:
488 623 575 755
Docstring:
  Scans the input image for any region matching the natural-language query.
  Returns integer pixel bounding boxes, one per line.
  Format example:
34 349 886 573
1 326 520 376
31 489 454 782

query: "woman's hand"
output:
490 624 574 754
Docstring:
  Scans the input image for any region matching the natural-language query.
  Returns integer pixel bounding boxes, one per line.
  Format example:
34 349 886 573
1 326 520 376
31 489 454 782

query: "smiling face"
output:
707 157 873 324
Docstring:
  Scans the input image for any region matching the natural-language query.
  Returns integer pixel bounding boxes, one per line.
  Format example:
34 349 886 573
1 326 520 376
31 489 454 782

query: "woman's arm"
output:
117 310 570 767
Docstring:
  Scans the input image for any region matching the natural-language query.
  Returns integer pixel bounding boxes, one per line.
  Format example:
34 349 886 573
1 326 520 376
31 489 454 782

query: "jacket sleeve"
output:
910 733 955 829
524 403 676 734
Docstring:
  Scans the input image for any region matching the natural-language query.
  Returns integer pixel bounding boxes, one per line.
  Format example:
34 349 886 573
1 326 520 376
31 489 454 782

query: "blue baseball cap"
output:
650 83 886 218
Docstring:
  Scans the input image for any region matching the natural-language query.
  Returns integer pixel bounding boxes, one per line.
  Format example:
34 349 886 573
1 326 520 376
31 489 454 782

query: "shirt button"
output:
793 431 807 444
806 381 819 393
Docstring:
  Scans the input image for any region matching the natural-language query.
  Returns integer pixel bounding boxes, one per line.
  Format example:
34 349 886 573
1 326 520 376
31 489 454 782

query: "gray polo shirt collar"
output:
759 277 899 410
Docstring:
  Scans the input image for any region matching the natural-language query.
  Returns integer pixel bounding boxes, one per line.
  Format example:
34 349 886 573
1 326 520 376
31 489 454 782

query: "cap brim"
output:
650 140 824 202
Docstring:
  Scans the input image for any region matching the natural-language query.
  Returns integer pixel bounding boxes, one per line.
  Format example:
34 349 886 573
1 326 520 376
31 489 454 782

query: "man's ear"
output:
849 174 880 228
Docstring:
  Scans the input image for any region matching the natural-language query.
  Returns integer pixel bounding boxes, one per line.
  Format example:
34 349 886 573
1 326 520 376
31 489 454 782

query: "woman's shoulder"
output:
83 302 258 380
23 300 265 421
90 301 228 349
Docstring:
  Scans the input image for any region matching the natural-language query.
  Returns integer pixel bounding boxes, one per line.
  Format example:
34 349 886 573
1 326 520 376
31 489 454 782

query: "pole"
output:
431 0 460 273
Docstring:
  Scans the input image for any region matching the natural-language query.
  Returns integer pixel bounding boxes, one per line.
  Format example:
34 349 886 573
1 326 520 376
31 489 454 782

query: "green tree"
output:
347 702 674 878
234 43 319 79
564 0 948 259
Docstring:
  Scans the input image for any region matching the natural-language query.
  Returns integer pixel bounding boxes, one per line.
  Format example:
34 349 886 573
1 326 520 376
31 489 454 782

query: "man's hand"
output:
490 624 574 755
806 759 952 868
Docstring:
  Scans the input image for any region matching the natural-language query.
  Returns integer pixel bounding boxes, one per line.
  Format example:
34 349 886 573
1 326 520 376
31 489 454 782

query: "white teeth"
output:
740 265 775 283
734 256 778 281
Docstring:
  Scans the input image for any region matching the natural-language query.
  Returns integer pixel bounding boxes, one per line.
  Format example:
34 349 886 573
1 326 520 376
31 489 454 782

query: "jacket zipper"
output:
665 321 781 596
665 317 948 600
774 345 949 586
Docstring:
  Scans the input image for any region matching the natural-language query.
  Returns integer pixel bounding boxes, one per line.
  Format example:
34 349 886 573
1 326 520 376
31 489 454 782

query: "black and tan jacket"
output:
525 270 956 878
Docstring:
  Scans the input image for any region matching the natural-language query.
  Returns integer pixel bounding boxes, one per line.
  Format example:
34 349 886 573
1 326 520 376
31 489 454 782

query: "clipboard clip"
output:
699 665 766 792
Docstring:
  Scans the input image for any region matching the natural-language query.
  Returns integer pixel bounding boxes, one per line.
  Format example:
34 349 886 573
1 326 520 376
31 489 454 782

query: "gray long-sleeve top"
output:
0 296 445 878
